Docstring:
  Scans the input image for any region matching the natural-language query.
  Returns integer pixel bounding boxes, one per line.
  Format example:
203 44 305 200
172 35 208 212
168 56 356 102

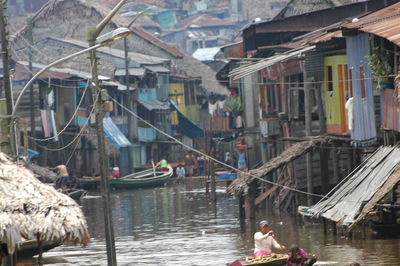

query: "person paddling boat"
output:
253 220 286 258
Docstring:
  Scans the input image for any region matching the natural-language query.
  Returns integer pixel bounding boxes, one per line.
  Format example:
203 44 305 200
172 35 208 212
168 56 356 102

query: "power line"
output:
29 79 90 142
109 95 324 198
29 96 97 152
108 95 400 207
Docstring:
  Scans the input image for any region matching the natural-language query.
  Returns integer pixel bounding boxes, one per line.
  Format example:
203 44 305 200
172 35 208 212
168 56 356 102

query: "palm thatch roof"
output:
227 136 330 196
0 153 89 253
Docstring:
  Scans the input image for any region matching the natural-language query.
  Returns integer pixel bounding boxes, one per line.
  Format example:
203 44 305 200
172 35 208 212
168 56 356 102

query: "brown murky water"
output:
19 178 400 265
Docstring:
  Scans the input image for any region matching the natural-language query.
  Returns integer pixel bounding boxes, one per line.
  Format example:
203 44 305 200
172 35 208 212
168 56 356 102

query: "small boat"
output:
109 165 173 189
229 254 288 266
67 188 87 201
17 239 61 258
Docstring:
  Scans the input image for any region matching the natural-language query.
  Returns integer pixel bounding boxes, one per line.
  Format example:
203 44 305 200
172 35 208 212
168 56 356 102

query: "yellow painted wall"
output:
169 83 186 125
324 55 349 134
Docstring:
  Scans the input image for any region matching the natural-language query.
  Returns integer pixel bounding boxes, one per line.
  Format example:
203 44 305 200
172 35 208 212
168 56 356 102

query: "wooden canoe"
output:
17 239 61 258
229 255 288 266
109 165 173 189
243 256 288 266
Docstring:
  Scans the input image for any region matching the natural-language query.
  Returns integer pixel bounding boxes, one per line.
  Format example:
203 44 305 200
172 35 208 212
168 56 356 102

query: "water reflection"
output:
19 179 400 265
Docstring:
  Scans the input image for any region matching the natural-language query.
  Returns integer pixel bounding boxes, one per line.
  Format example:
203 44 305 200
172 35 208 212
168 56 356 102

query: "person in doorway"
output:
237 150 247 171
254 220 285 258
156 158 169 172
49 163 70 186
176 164 186 181
287 245 316 266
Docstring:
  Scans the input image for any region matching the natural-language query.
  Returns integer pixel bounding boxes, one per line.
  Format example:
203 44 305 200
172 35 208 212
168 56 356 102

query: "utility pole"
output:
27 17 36 149
304 73 313 206
86 1 127 265
0 1 15 156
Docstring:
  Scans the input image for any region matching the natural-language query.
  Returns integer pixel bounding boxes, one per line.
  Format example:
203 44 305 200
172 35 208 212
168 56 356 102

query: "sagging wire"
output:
109 95 400 207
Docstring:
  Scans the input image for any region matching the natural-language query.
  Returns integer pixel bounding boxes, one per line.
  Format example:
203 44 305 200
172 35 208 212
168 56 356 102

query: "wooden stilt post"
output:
320 146 330 194
306 151 313 206
210 161 216 202
37 233 43 266
304 73 313 206
347 144 353 175
332 143 339 183
332 222 337 236
239 195 246 231
245 181 256 221
323 218 327 235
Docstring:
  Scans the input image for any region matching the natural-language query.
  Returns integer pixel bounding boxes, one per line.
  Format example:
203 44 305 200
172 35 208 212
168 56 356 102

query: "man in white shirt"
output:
253 220 286 258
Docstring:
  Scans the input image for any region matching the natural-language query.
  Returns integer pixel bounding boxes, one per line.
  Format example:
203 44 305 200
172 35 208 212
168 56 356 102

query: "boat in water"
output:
17 239 61 258
229 254 289 266
67 188 87 201
109 165 173 189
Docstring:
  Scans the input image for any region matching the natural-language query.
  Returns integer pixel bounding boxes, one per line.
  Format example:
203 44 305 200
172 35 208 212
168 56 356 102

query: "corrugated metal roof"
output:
229 46 315 80
16 61 111 81
343 2 400 46
47 37 169 65
144 65 170 73
103 116 132 149
273 0 366 20
192 47 221 61
310 146 400 226
138 99 170 110
114 68 146 77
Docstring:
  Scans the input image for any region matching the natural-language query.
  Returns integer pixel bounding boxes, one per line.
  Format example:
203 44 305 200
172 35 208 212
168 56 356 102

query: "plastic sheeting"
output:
103 117 132 149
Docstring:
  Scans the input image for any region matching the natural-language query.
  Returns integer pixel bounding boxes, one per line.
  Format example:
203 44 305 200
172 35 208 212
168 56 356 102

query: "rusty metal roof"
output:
343 2 400 46
273 0 367 20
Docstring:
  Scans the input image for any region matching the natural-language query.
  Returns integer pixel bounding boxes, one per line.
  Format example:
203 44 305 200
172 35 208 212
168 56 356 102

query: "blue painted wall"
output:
346 33 377 145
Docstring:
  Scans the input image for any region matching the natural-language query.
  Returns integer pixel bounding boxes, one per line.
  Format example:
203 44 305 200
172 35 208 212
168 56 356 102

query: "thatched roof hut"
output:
227 136 330 196
0 153 89 253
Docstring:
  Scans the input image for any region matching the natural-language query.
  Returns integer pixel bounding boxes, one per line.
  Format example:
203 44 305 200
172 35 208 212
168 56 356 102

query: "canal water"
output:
21 178 400 265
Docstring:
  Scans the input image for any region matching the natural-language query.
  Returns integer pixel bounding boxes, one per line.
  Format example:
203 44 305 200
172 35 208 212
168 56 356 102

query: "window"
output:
326 66 333 91
347 65 353 98
360 65 366 99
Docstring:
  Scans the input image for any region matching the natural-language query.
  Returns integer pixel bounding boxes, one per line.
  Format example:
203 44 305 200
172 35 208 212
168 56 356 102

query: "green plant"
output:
225 96 242 116
366 47 393 84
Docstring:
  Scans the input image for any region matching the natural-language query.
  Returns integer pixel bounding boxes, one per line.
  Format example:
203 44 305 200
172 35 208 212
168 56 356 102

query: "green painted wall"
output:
324 55 348 134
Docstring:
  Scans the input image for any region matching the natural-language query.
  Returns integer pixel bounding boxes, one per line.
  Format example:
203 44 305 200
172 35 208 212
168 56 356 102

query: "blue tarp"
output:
169 100 204 138
103 117 132 149
19 147 39 158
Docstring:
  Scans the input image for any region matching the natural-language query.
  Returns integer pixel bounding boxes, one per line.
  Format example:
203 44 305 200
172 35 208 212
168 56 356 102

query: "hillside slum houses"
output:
2 0 240 177
224 0 400 230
